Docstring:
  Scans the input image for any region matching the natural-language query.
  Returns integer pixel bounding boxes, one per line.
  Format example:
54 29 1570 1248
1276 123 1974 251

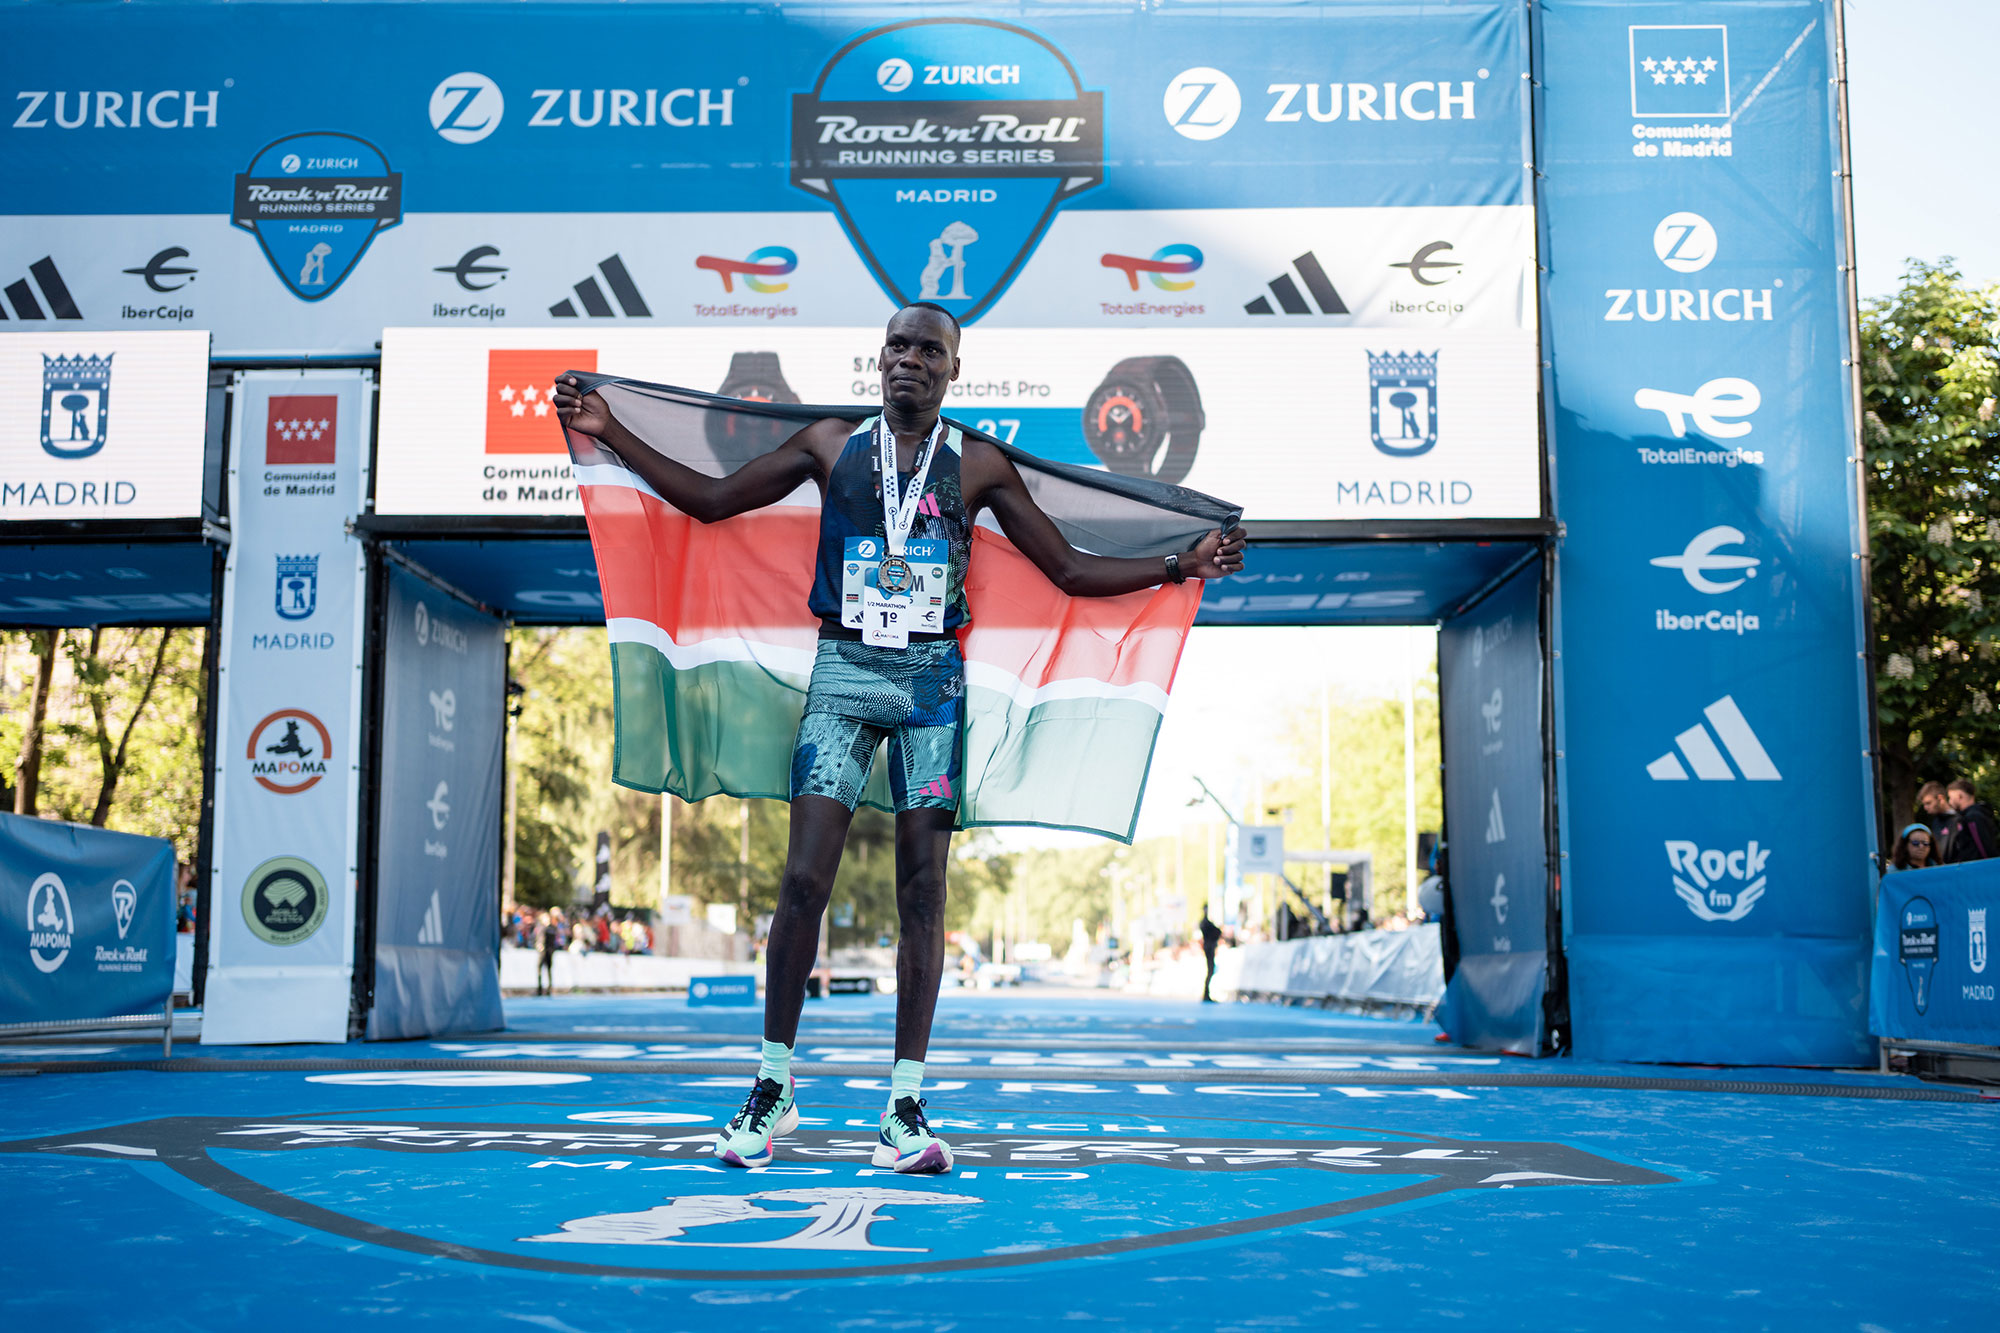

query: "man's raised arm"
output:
967 438 1245 596
553 374 833 523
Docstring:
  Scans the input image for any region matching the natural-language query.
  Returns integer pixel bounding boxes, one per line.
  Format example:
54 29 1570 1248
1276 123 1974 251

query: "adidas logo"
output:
916 775 953 801
417 889 444 946
1 256 82 320
1245 251 1347 316
1645 695 1780 781
1484 788 1506 843
550 254 652 318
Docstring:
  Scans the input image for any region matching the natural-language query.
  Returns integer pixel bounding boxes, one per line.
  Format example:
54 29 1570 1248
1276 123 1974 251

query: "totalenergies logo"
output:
1101 245 1202 292
695 247 797 294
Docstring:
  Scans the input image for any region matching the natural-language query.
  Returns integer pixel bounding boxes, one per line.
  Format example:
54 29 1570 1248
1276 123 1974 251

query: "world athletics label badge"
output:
232 132 403 301
792 19 1103 325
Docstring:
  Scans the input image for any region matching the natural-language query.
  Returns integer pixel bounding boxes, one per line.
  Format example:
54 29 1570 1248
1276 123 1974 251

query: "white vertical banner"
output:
202 370 371 1044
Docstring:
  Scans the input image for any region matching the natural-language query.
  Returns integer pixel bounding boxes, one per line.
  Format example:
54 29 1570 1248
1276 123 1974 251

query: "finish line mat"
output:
2 993 1996 1329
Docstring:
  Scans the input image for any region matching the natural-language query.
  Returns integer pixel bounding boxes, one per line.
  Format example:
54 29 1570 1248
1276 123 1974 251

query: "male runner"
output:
555 303 1245 1174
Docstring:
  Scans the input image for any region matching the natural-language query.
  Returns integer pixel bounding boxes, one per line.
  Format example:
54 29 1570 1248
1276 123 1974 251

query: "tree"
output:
0 627 206 859
1862 261 2000 829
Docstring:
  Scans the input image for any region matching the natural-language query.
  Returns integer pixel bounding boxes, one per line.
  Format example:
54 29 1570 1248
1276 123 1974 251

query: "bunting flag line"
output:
564 373 1240 842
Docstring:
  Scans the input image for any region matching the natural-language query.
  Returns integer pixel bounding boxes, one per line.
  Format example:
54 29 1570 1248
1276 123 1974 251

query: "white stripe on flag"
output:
606 617 816 677
608 617 1169 713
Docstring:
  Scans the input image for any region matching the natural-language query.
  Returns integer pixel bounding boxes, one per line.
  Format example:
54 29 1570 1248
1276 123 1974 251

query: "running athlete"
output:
554 303 1245 1174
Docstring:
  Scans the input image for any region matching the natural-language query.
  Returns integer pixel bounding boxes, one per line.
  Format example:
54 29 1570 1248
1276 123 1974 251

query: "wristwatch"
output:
1082 356 1205 485
709 351 802 454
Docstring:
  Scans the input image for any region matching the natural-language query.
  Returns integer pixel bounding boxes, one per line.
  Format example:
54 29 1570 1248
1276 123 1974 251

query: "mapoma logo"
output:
246 708 332 795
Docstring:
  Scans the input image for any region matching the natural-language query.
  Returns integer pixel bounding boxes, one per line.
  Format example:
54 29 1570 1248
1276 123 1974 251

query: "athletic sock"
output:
888 1058 924 1110
758 1039 792 1087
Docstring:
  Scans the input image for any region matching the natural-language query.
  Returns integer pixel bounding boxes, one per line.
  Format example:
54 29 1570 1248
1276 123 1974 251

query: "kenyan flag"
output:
566 375 1238 842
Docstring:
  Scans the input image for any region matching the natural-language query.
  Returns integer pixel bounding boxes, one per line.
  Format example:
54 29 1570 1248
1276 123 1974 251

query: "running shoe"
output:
872 1095 954 1173
713 1076 798 1168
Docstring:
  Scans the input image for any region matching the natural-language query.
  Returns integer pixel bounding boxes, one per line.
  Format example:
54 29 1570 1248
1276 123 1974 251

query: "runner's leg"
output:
891 805 954 1061
762 793 856 1047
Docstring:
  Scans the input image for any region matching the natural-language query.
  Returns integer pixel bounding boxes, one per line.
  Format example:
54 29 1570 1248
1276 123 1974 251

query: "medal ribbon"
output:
875 415 945 559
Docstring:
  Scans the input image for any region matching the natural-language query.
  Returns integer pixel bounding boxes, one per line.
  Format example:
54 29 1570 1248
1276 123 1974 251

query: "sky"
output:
1846 0 2000 295
1024 0 1990 853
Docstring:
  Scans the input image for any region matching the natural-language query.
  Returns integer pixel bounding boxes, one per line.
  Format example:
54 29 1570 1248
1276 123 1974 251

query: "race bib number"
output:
862 586 913 649
844 535 949 632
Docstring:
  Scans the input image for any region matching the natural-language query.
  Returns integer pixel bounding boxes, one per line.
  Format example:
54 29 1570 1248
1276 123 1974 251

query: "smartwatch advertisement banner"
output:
367 567 506 1041
1538 1 1874 1064
0 3 1528 356
377 326 1539 520
202 371 370 1045
0 331 210 520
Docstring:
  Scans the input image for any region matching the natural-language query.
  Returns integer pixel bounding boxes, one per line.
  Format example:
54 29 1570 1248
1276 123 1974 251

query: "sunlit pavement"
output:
2 987 1995 1330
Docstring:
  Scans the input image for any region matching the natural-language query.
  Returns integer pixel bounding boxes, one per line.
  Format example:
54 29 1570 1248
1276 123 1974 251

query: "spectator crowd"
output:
1890 778 2000 873
506 903 656 995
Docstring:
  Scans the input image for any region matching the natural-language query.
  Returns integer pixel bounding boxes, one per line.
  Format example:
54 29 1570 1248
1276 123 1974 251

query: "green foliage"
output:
1862 261 2000 825
1255 668 1442 921
0 627 206 859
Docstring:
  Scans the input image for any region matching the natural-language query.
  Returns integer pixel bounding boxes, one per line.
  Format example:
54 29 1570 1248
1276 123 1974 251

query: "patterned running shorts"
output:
790 636 964 813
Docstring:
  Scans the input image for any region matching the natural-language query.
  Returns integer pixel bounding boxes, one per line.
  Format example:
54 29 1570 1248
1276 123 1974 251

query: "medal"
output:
878 553 914 594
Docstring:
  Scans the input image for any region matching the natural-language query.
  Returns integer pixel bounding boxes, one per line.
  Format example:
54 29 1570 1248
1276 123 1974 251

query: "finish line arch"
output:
0 0 1874 1066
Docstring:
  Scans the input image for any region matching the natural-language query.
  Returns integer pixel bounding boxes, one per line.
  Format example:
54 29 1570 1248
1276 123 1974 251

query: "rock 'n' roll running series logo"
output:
0 1106 1676 1280
791 19 1104 324
232 132 402 301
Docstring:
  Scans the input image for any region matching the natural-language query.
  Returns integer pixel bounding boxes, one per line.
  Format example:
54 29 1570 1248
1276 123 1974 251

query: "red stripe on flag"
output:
963 529 1199 693
580 484 820 644
581 482 1201 691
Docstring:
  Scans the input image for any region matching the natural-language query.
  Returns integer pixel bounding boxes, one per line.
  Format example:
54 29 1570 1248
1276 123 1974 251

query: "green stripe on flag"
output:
959 687 1167 843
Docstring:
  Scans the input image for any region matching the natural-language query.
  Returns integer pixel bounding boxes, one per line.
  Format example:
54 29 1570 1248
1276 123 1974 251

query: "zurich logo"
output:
876 58 914 93
232 132 403 301
430 72 504 144
791 19 1103 324
1163 68 1241 140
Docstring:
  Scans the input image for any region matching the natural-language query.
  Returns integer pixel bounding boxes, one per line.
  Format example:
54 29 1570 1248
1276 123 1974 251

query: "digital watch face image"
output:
1085 377 1161 468
791 19 1104 324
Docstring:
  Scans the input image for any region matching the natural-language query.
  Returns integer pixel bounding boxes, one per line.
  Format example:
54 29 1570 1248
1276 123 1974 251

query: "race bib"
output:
844 536 950 633
862 586 913 649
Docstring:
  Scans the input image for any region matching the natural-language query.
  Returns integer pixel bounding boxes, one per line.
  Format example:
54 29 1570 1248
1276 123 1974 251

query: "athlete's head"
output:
880 303 961 417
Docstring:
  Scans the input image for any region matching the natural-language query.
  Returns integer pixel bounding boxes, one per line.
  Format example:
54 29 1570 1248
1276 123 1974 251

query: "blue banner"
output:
0 812 174 1025
0 1 1532 354
1539 1 1875 1063
1871 862 2000 1047
366 568 506 1039
1436 562 1547 1052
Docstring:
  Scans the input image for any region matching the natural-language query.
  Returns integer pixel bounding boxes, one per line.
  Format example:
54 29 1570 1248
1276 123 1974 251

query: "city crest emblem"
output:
1368 350 1439 458
40 353 112 460
274 554 319 621
792 19 1104 324
232 132 403 301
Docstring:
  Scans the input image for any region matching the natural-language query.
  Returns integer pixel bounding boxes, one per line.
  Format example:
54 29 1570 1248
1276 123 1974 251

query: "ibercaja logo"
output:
232 131 403 301
792 19 1103 324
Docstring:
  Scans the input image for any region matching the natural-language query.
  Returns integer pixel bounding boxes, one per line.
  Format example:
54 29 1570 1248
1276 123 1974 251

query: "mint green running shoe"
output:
713 1076 798 1168
872 1095 954 1174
